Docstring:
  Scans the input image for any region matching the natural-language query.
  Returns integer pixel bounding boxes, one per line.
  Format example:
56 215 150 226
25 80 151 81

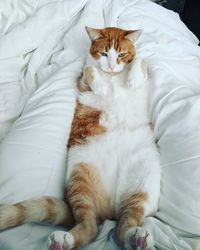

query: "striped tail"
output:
0 196 74 230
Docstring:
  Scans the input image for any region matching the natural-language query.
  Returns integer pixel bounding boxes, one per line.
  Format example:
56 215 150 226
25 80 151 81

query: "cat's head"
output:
86 27 142 73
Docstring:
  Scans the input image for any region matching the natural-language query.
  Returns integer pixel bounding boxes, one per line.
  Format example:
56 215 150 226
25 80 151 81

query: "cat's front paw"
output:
85 66 95 85
127 59 148 89
79 66 98 93
123 227 153 250
47 231 75 250
84 66 107 95
78 91 103 110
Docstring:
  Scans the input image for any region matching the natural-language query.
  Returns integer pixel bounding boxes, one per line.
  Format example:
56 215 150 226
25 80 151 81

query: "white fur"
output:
99 46 125 73
68 57 161 217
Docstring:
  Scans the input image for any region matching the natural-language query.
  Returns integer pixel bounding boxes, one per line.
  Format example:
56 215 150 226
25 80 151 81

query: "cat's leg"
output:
116 192 153 250
127 58 148 89
47 163 111 250
83 66 107 96
78 66 106 110
78 68 93 92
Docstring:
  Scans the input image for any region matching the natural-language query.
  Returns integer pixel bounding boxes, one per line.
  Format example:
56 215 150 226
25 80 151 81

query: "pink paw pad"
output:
49 234 70 250
130 229 149 249
124 227 153 250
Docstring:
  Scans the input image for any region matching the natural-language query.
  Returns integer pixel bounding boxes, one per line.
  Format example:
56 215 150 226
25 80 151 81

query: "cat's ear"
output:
124 29 142 43
85 26 102 41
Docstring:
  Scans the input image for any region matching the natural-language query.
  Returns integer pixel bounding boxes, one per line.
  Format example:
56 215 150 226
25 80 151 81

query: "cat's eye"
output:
100 52 108 57
118 52 126 57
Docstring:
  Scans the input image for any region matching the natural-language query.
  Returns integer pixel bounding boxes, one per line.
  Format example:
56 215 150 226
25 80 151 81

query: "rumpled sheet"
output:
0 0 200 249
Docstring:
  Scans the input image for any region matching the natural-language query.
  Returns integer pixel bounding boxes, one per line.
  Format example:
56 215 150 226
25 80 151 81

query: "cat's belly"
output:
67 126 161 215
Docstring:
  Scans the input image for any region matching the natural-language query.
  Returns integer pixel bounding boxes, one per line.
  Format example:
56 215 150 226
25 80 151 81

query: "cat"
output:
0 27 161 250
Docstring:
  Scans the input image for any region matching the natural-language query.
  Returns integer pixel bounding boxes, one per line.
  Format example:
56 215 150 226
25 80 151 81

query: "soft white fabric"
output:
0 0 200 249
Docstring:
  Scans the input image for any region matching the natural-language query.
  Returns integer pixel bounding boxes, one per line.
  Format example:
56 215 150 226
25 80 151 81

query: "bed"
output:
0 0 200 249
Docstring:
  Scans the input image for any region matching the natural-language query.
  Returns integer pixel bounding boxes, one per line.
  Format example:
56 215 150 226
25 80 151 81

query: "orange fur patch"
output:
39 198 74 227
68 102 106 147
15 203 26 225
43 197 59 223
116 192 148 243
89 27 136 63
66 163 112 222
77 66 95 92
84 67 95 85
77 78 91 92
65 163 112 247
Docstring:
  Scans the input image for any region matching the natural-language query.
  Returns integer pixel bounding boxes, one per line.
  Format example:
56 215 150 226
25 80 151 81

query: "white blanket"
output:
0 0 200 249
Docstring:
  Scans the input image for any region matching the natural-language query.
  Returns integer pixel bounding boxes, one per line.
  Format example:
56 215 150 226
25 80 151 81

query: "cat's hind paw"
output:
47 231 75 250
124 227 153 250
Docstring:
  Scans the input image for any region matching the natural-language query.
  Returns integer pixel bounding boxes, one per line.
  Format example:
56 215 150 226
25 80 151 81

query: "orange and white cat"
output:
0 27 161 250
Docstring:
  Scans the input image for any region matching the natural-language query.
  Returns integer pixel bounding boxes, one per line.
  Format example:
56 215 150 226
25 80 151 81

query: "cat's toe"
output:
47 231 75 250
124 227 153 250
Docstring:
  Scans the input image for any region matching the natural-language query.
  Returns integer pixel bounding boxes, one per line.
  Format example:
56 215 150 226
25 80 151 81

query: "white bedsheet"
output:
0 0 200 249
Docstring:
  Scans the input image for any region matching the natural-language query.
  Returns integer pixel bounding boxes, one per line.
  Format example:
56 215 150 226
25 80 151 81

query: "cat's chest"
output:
98 85 148 130
100 89 136 130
